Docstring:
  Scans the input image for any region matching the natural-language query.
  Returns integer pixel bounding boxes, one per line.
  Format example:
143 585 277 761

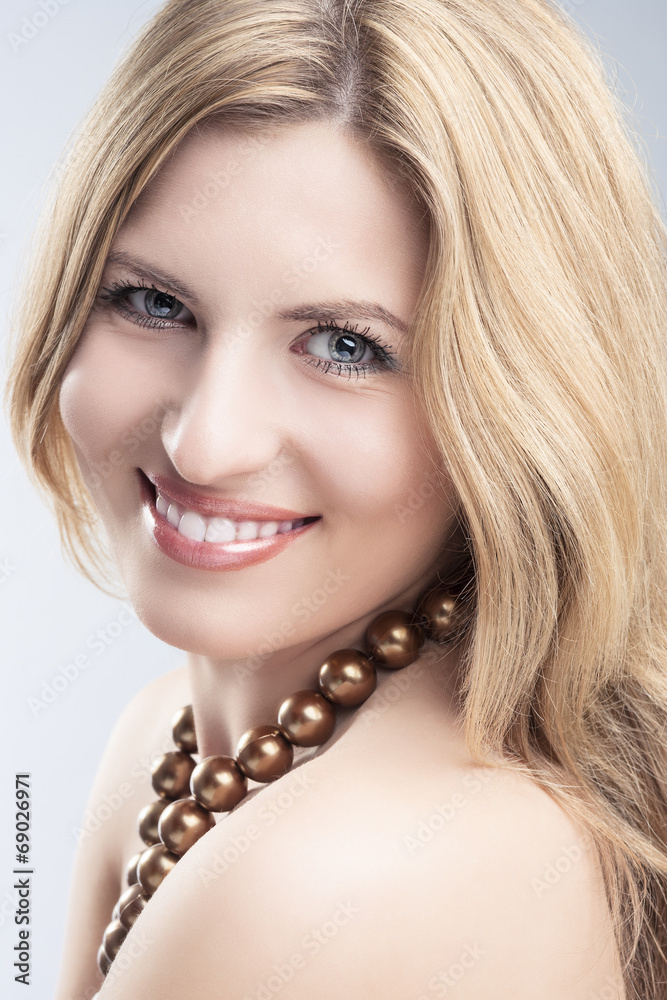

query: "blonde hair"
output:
6 0 667 991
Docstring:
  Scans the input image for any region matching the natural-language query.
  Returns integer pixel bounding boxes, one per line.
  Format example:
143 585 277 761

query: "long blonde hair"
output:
6 0 667 992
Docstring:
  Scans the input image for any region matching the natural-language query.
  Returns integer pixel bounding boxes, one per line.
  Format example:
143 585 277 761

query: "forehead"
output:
112 120 429 321
122 119 427 252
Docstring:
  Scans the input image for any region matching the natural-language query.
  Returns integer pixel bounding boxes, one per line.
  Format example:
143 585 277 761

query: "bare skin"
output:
56 120 624 999
57 649 623 1000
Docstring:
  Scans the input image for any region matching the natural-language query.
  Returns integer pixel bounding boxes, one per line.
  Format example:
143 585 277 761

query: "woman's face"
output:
59 119 459 656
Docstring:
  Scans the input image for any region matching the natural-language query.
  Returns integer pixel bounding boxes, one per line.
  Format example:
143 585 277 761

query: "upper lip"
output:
145 471 319 522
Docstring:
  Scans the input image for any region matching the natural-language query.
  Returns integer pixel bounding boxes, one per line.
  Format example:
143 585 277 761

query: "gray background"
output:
0 1 665 997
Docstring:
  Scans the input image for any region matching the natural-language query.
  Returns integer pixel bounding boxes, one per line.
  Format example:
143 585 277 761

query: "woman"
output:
7 0 667 996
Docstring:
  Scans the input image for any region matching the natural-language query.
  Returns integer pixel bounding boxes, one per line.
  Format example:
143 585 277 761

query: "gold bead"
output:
158 798 215 856
366 611 423 668
125 851 142 886
97 943 111 976
102 919 127 961
236 725 294 782
137 843 179 895
117 883 149 930
171 704 197 753
278 690 336 746
191 755 248 812
417 588 463 642
137 799 170 846
319 649 376 706
151 750 196 800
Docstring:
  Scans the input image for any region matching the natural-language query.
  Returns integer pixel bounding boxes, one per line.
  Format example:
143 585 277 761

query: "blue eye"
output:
297 319 401 379
126 288 193 322
304 329 375 365
100 282 195 328
126 288 194 321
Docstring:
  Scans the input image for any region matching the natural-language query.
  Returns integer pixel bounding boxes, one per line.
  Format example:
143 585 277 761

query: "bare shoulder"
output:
55 666 190 1000
84 665 191 860
98 654 624 1000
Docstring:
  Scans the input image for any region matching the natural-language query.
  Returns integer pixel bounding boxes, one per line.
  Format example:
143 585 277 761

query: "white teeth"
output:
205 518 236 543
167 503 182 528
178 511 207 542
154 487 311 544
236 521 259 541
258 520 279 538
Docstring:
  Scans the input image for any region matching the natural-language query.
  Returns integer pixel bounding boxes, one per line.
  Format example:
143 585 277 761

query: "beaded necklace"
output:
95 585 463 979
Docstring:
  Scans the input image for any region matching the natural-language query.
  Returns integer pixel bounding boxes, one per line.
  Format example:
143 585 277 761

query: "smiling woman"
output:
5 1 667 998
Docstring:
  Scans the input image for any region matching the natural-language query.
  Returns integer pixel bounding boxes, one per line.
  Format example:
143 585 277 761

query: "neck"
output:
187 576 432 759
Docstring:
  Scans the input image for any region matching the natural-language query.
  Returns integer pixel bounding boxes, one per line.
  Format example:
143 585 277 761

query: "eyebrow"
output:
104 251 201 305
276 301 408 335
104 250 409 335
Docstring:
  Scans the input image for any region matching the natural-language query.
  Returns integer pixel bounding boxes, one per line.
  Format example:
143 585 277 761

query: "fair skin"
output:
56 120 624 999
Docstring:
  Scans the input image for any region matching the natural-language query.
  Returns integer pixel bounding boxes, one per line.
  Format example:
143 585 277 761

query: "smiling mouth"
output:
144 474 321 545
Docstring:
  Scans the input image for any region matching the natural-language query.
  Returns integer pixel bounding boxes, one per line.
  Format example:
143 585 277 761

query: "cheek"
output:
58 333 161 487
316 387 452 532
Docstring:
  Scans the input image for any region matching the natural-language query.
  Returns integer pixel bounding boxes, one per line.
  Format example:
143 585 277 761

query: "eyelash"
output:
99 280 400 379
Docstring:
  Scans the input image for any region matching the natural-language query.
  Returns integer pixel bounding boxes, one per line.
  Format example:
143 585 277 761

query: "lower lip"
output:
139 476 318 571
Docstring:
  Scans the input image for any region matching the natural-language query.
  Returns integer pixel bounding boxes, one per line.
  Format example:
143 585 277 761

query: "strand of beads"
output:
96 587 464 978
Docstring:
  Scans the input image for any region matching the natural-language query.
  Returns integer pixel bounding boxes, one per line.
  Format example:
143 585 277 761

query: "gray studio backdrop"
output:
1 1 665 997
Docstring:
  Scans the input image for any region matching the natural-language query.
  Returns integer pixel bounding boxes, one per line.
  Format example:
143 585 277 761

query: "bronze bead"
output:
171 704 197 753
278 690 336 746
151 750 196 800
191 755 248 812
138 798 170 846
158 798 215 856
111 898 120 921
102 919 127 961
366 610 423 668
236 725 294 782
117 883 149 930
137 843 179 895
97 943 111 976
417 588 462 642
319 648 376 706
125 851 142 886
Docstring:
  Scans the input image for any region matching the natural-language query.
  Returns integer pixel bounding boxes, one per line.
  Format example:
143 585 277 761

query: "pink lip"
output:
147 471 316 521
139 473 319 571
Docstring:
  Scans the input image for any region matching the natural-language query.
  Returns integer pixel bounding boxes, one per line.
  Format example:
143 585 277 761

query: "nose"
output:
160 326 286 488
